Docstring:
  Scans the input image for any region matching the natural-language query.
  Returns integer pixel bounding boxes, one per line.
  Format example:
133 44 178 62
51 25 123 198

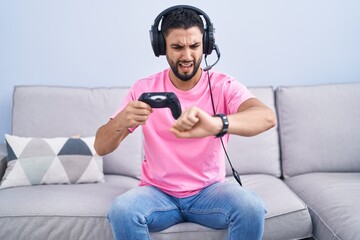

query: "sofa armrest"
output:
0 143 7 180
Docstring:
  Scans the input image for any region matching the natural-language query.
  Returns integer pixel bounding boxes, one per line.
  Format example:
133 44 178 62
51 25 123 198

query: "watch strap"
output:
214 114 229 138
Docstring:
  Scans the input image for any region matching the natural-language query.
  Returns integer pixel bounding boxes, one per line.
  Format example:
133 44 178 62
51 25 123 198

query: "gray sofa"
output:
0 82 359 240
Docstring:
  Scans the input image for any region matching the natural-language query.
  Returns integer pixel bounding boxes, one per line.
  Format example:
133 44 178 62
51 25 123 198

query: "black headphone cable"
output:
204 50 243 187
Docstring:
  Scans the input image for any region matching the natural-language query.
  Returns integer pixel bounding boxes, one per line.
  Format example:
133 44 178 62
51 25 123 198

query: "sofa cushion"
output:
0 134 104 189
103 128 143 179
0 174 139 240
150 222 226 240
153 175 312 240
276 83 360 178
285 172 360 240
0 173 312 240
236 174 312 240
227 87 280 177
11 86 143 178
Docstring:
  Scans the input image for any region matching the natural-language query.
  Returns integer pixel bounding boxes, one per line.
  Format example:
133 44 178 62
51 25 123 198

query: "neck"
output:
169 69 203 91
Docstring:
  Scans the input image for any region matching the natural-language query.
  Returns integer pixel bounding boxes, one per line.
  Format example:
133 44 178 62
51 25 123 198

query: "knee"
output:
248 195 266 222
108 196 125 221
231 190 266 223
108 195 136 223
228 190 266 239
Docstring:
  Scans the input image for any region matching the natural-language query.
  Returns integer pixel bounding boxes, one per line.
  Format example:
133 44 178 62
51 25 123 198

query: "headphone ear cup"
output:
204 25 215 55
203 31 209 55
150 25 166 57
150 25 160 57
158 32 166 56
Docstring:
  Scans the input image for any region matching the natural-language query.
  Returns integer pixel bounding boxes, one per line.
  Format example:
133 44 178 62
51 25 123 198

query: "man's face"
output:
165 27 203 82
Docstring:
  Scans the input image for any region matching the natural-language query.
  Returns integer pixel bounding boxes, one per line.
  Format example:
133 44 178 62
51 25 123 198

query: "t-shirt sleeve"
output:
225 79 255 114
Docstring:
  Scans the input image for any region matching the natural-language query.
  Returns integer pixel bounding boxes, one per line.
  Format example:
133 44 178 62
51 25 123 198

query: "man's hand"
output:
119 101 153 129
170 107 222 138
94 101 152 156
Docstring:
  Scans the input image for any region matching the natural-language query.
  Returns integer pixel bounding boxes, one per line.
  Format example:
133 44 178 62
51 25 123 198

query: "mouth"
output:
178 61 193 72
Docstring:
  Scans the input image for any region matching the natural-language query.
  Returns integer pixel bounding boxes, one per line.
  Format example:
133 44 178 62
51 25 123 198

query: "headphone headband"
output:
150 5 215 57
153 5 213 33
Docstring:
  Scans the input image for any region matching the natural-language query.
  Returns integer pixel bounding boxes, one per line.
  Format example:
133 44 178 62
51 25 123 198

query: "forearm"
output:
227 106 276 137
94 118 129 156
94 100 151 156
170 97 276 139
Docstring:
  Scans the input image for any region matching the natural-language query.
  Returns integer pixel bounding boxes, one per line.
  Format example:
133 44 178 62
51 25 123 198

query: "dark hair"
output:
161 8 205 37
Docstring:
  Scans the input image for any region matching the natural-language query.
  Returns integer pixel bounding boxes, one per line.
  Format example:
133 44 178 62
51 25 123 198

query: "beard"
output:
167 55 202 82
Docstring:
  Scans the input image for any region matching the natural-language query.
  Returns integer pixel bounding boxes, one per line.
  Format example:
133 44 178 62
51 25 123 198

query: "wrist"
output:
112 113 127 132
214 114 229 138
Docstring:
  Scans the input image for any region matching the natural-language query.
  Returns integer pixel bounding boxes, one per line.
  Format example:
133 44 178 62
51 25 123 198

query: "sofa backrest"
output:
276 82 360 178
12 86 143 178
11 85 280 179
226 87 281 177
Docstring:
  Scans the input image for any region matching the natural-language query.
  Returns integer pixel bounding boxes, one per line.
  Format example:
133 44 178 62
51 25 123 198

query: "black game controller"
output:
138 92 182 119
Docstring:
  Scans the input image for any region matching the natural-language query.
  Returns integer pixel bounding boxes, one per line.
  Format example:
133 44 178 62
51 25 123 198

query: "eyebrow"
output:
170 41 201 48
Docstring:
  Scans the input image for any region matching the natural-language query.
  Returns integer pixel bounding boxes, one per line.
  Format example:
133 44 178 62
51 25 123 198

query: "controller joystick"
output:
138 92 182 119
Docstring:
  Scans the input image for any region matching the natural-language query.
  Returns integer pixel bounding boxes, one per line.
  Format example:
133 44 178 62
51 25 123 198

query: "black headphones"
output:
150 5 215 57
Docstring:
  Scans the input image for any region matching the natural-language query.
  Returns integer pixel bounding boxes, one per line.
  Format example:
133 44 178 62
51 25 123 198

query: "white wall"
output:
1 0 360 142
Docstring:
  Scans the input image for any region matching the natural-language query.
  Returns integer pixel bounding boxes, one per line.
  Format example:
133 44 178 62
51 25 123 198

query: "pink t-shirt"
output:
112 68 254 197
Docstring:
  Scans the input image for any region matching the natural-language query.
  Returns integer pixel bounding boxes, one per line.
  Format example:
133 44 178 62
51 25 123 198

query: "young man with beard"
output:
94 5 276 240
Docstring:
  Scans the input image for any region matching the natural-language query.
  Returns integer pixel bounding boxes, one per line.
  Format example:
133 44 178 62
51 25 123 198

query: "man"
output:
95 5 276 240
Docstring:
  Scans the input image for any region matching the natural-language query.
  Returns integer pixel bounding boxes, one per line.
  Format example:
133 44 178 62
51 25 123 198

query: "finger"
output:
170 127 192 138
122 113 148 128
176 117 196 128
127 102 152 116
122 102 153 128
173 110 199 131
128 101 152 113
173 118 197 132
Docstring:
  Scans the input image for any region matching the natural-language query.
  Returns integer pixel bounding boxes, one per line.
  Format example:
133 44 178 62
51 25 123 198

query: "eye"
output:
171 44 183 50
190 43 201 49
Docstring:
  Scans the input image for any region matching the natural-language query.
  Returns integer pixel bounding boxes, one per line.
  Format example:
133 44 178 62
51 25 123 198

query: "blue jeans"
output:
108 182 266 240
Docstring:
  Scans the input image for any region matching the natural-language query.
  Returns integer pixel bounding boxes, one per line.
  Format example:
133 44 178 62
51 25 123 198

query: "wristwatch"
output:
214 114 229 138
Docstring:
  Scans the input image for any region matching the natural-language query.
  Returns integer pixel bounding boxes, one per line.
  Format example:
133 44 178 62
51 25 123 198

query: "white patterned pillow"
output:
0 134 105 189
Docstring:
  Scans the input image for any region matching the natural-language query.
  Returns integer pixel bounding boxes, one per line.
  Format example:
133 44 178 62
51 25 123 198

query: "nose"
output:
181 47 192 61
